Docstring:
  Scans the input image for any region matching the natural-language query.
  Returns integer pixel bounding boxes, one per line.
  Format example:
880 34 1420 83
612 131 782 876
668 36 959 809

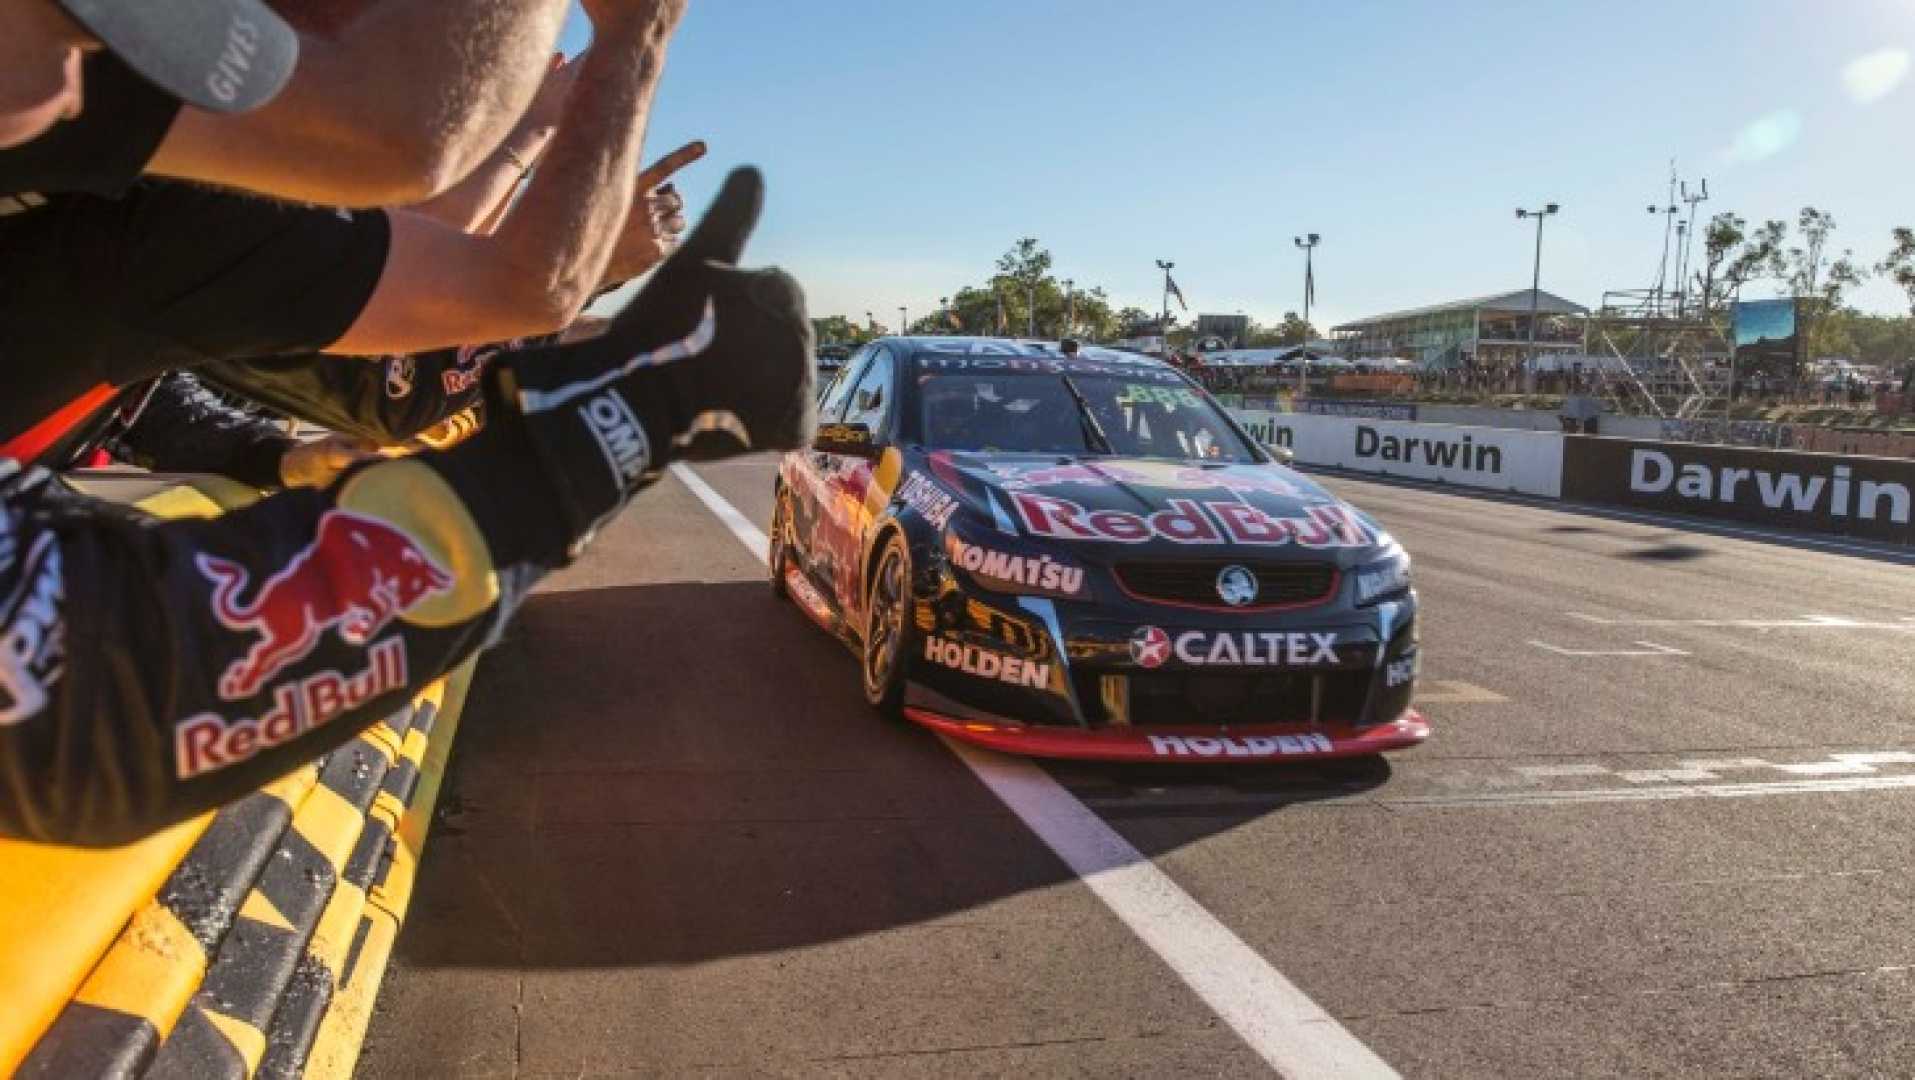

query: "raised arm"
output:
324 1 686 355
145 0 570 207
407 53 581 236
0 167 812 845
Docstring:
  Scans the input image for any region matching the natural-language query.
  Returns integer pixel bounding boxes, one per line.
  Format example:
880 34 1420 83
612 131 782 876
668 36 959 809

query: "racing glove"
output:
493 167 817 540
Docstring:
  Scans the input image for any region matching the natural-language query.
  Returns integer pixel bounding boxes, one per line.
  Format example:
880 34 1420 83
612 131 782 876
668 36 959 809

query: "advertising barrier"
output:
1561 437 1915 544
1229 409 1912 544
1231 410 1565 497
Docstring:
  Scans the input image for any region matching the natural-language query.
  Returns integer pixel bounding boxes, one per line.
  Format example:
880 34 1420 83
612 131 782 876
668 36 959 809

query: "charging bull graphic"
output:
197 510 454 700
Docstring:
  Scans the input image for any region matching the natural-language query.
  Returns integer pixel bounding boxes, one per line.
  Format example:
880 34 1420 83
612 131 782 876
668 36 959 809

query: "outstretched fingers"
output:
638 140 708 191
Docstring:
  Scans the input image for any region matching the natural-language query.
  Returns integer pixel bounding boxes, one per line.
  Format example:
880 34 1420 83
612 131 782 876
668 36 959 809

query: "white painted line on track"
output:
1514 764 1612 778
670 462 770 555
1389 773 1915 808
1527 639 1689 657
1568 611 1915 632
942 738 1397 1079
1775 760 1876 776
673 462 1397 1080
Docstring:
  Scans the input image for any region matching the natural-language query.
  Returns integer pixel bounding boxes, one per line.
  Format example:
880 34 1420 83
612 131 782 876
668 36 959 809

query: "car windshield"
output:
917 370 1256 461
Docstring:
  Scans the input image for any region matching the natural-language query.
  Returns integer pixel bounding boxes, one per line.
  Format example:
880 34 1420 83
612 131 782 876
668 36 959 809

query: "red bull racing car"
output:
769 338 1429 763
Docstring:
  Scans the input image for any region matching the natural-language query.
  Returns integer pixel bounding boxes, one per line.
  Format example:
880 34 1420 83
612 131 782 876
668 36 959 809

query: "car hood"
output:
921 452 1386 563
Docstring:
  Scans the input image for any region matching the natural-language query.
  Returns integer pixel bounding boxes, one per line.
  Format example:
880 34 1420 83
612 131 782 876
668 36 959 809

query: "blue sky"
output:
567 1 1915 330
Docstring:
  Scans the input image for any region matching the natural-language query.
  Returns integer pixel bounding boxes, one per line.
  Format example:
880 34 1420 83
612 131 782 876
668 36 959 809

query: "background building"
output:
1332 289 1588 371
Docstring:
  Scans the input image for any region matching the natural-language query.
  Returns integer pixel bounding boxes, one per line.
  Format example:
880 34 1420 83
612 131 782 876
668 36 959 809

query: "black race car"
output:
770 338 1428 762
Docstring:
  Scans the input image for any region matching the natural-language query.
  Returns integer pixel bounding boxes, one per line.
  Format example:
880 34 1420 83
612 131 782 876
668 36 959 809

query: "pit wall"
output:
1228 409 1914 545
0 477 473 1079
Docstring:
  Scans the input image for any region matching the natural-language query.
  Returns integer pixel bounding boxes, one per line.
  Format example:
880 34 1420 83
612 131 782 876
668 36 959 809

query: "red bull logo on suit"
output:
196 510 453 700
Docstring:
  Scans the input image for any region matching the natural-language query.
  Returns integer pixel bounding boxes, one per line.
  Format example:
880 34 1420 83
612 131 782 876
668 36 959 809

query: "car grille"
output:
1074 670 1372 728
1114 560 1337 611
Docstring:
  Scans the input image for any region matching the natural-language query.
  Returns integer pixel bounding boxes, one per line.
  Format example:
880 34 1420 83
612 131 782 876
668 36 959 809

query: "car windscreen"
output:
916 371 1256 461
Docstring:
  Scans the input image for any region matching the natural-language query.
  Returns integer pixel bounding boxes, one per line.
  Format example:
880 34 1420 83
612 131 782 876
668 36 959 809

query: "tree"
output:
1692 212 1744 317
1841 309 1915 367
902 238 1149 345
1723 219 1785 304
1876 226 1915 316
1241 312 1316 347
1113 306 1155 337
995 237 1053 287
811 315 878 345
1775 207 1866 362
1275 311 1317 346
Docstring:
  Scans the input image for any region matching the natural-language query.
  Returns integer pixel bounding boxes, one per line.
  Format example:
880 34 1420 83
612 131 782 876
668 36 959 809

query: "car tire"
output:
861 532 914 721
768 486 792 600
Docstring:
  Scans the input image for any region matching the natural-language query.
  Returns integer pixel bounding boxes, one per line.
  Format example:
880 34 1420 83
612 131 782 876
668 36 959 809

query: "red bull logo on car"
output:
197 510 453 700
981 460 1305 499
1014 493 1372 548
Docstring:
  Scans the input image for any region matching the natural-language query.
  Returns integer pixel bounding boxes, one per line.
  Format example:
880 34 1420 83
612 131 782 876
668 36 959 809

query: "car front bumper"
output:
906 705 1430 762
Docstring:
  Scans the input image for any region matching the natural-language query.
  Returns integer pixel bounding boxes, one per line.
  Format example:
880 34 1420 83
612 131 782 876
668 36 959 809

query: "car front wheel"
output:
768 486 792 599
861 533 914 720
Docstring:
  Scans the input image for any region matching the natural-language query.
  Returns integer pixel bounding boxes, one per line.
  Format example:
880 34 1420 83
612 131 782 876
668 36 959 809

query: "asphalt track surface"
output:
361 457 1915 1078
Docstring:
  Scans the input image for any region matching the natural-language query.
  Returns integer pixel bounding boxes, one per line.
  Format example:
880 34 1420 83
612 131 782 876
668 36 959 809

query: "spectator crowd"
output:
0 0 816 843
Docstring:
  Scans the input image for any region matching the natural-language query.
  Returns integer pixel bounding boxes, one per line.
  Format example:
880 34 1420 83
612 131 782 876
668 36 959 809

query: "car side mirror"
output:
814 421 880 458
1263 442 1296 465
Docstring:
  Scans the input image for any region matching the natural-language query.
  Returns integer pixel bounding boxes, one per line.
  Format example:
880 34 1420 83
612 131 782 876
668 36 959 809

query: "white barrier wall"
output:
1231 410 1566 498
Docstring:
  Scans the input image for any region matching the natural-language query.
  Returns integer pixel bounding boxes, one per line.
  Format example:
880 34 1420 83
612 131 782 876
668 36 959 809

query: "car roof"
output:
876 336 1166 367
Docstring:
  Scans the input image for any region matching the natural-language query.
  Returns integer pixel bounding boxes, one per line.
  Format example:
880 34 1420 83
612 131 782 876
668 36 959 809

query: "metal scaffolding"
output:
1585 288 1732 418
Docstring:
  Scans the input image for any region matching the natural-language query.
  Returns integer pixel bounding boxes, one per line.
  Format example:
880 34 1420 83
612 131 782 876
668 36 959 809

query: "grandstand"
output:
1331 289 1589 372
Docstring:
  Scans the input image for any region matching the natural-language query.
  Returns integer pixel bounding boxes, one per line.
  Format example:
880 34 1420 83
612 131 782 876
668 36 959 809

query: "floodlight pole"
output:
1155 259 1174 359
1676 178 1709 318
1062 278 1074 338
1516 204 1559 394
1294 233 1320 398
899 306 907 335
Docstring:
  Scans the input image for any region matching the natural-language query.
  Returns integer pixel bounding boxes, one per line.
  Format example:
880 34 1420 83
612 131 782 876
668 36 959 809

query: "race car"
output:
769 337 1428 763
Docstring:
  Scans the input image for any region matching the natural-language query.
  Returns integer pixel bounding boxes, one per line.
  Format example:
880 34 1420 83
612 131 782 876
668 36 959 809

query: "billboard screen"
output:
1732 299 1800 378
1195 313 1249 350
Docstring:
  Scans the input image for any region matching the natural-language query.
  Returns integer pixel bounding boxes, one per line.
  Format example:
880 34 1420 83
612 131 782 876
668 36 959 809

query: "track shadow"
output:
1621 541 1712 562
397 579 1389 970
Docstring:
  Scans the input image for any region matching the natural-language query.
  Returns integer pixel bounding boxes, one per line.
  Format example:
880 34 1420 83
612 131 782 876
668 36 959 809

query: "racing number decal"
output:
1115 384 1203 410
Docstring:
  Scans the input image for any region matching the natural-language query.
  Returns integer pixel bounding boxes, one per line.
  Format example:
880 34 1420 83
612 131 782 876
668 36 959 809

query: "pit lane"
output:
359 456 1915 1078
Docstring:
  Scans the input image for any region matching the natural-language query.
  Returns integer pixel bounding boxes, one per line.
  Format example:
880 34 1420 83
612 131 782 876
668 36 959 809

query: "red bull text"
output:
175 637 408 778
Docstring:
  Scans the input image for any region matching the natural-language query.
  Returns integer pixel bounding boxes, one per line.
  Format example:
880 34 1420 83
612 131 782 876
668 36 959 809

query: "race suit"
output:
0 404 570 844
105 373 295 488
193 344 505 447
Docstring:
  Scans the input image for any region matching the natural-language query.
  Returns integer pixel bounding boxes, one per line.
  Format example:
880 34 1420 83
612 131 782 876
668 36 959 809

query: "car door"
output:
817 348 896 616
787 349 868 590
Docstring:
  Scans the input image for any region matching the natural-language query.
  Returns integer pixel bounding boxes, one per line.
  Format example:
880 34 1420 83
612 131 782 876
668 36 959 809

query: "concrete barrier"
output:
1561 437 1915 545
1231 410 1566 497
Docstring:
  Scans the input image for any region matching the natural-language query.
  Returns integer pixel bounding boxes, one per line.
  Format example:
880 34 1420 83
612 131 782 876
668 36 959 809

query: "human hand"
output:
580 0 689 38
604 140 705 284
280 434 382 489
